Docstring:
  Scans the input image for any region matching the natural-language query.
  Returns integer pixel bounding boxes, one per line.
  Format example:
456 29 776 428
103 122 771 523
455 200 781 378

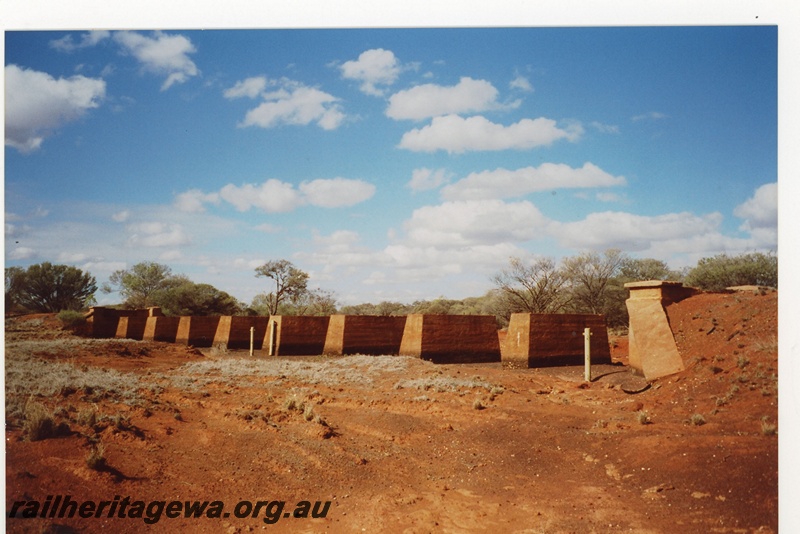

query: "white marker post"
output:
250 326 255 357
583 327 591 382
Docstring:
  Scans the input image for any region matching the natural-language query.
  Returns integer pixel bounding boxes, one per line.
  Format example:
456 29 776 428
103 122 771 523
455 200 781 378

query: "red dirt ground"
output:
5 290 778 533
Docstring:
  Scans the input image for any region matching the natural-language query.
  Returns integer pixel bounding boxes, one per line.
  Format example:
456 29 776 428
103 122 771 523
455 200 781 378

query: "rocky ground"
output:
5 289 778 533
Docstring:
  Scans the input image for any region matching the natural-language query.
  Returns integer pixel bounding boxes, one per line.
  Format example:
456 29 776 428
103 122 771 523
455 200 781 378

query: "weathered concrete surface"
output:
502 313 611 368
213 316 269 350
143 316 181 343
323 315 407 355
625 280 697 380
399 314 501 364
114 315 148 340
266 316 330 356
175 316 222 348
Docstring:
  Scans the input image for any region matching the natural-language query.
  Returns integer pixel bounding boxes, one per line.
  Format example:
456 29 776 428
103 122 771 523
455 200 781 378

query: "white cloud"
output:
386 77 511 121
5 65 106 153
50 30 111 52
408 168 452 192
174 189 221 213
179 177 374 214
113 31 199 91
340 48 401 96
734 182 777 230
127 222 192 247
219 180 304 213
223 76 268 99
9 246 37 260
398 114 583 154
733 182 777 248
239 85 345 130
509 74 533 92
401 199 549 248
441 162 625 200
551 211 724 251
299 178 376 208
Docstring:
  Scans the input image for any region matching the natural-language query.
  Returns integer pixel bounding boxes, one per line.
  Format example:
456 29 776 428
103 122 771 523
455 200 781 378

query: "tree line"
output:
5 251 777 328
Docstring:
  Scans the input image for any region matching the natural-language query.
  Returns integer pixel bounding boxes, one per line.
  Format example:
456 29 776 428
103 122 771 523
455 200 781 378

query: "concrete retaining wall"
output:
266 316 330 356
175 316 222 347
143 316 181 343
399 314 501 364
323 315 407 355
114 315 148 340
213 316 270 350
502 313 611 368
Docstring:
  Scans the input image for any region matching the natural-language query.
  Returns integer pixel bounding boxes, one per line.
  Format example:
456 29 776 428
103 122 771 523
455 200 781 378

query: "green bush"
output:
685 252 777 291
58 309 87 329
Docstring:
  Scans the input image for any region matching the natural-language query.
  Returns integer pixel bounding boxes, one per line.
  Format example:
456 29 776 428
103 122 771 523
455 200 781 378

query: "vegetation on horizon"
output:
6 251 777 326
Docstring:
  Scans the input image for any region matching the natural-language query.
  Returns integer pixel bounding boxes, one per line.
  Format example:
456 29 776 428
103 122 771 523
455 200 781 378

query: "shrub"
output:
23 402 56 441
685 252 777 291
689 413 706 426
86 443 106 470
58 310 87 329
636 411 651 425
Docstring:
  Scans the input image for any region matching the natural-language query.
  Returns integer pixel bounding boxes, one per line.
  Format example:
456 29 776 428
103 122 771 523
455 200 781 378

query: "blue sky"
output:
4 25 780 306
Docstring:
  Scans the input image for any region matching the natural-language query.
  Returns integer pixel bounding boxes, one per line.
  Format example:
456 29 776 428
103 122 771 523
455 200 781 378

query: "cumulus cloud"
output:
219 180 304 213
733 182 777 248
408 168 452 192
236 81 345 130
174 189 221 213
551 211 724 251
441 162 625 201
49 30 111 52
340 48 401 96
178 177 375 214
299 178 376 208
223 76 268 99
398 114 583 154
5 65 106 153
113 31 199 91
127 221 192 248
734 182 777 230
401 199 549 248
386 77 513 121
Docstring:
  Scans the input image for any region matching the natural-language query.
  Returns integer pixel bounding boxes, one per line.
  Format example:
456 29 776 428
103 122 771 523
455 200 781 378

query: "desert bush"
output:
636 410 651 425
23 402 56 441
685 252 777 291
57 309 87 329
85 443 106 470
689 413 706 426
472 397 487 410
761 417 777 436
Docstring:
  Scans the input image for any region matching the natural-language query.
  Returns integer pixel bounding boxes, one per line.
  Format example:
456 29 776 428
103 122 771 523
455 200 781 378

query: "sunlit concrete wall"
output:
323 315 407 355
265 316 330 356
399 314 501 364
625 280 698 380
502 313 611 368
